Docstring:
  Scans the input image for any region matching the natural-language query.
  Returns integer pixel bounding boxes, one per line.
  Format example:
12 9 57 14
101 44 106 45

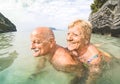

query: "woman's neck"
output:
77 45 89 57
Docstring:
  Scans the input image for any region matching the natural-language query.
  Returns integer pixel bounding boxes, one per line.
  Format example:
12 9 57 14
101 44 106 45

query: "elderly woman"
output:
66 19 111 84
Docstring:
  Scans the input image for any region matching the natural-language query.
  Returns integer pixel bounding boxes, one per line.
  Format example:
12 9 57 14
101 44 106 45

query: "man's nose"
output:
31 43 35 49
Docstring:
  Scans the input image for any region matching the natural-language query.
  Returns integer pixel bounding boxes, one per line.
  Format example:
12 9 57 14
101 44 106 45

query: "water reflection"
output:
0 33 14 49
91 34 120 58
0 32 18 72
91 34 120 84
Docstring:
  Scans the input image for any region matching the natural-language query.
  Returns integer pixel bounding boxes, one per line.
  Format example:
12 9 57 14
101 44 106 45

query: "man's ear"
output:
49 38 54 43
49 38 55 48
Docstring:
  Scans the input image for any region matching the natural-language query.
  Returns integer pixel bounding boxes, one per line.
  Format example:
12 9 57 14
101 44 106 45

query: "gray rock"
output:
89 0 120 37
0 12 17 33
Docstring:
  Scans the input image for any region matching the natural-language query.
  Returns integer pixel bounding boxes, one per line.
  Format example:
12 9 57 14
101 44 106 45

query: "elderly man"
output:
66 19 111 84
30 27 85 83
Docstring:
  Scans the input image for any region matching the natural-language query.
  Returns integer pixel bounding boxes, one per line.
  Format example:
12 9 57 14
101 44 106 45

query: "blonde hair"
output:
68 19 92 43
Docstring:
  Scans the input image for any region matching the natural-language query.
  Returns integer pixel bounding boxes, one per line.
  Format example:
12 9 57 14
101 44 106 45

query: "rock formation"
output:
89 0 120 37
0 12 17 33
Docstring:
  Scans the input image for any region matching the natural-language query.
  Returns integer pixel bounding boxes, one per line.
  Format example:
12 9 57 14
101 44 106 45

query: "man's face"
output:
67 26 85 51
30 33 52 57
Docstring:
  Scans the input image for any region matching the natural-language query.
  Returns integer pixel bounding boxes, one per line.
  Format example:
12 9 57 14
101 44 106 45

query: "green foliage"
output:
90 0 108 13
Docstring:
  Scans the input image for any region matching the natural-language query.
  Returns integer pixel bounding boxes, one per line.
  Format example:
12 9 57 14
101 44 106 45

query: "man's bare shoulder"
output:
52 46 76 66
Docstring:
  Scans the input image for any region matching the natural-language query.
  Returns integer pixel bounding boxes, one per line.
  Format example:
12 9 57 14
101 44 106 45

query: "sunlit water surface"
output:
0 30 120 84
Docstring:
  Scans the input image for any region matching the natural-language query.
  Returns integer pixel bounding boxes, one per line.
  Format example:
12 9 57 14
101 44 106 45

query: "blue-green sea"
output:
0 30 120 84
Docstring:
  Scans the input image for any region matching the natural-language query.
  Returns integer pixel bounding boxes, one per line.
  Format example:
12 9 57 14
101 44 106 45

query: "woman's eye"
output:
67 33 70 35
74 34 79 36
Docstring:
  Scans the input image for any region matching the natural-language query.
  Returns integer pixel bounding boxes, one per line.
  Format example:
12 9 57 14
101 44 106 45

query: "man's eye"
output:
36 42 42 44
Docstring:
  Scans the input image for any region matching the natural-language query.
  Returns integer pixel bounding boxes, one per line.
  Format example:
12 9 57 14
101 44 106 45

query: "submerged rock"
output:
0 50 18 72
0 12 17 33
89 0 120 37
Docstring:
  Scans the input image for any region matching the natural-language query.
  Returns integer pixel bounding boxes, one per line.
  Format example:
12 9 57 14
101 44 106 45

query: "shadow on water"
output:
0 32 18 72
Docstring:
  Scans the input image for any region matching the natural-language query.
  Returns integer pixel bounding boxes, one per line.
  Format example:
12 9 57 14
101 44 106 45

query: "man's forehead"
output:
32 30 44 36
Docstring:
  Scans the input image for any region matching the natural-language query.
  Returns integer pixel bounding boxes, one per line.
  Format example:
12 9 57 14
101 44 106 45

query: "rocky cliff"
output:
89 0 120 37
0 12 17 33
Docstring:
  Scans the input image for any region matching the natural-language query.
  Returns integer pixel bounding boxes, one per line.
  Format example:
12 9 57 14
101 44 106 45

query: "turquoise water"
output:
0 30 120 84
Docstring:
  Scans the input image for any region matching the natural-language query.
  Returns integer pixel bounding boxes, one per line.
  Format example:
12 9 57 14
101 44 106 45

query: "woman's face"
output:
67 26 86 51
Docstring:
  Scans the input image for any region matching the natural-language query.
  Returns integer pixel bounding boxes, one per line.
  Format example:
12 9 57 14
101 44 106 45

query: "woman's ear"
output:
85 40 88 44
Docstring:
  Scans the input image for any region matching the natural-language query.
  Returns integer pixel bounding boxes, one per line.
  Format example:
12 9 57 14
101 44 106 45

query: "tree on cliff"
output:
90 0 108 13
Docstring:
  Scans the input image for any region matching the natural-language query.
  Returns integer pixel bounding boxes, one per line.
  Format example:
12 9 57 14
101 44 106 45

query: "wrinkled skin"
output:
67 26 86 51
31 31 53 57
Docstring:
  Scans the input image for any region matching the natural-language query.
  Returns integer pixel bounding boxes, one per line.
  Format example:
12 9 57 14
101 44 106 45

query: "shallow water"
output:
0 30 120 84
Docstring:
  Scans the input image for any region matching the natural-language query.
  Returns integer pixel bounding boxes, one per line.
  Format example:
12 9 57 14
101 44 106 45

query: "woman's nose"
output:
67 34 72 41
